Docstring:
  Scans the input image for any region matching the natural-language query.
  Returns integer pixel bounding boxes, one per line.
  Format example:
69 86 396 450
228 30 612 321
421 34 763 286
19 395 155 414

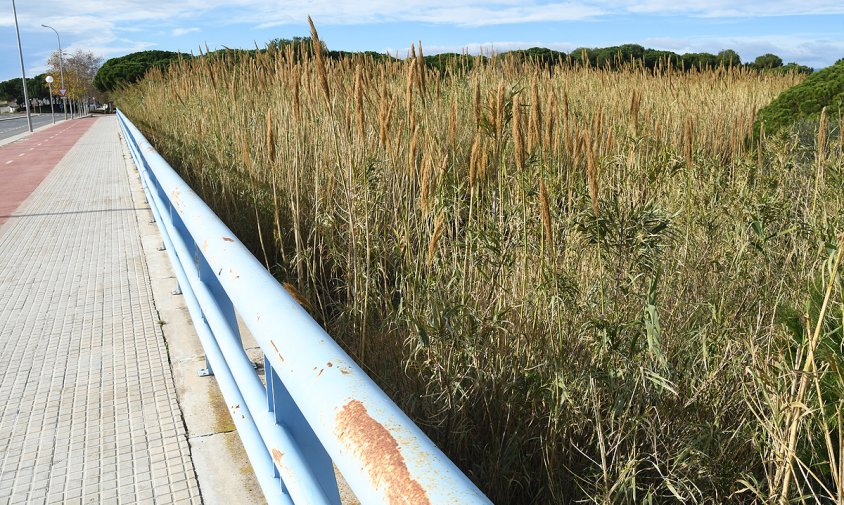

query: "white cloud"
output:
172 27 200 37
256 2 605 28
5 1 844 36
387 41 579 57
3 0 842 31
240 0 844 25
7 1 838 33
2 0 842 81
616 0 844 17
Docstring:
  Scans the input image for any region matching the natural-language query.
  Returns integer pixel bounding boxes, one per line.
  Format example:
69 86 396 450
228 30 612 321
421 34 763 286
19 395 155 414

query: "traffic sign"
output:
58 88 67 97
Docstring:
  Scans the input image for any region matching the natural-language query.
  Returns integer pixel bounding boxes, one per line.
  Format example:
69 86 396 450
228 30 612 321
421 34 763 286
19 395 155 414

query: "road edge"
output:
0 116 70 148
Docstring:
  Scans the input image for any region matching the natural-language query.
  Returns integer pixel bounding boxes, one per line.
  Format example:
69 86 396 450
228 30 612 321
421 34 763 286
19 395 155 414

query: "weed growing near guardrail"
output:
116 32 844 503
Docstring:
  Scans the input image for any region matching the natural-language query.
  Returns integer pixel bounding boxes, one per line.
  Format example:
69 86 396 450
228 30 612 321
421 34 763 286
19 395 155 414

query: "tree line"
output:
91 38 814 93
426 45 812 74
0 74 50 107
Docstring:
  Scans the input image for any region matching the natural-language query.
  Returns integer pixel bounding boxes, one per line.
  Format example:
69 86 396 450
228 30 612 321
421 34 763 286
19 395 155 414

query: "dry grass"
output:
117 37 844 503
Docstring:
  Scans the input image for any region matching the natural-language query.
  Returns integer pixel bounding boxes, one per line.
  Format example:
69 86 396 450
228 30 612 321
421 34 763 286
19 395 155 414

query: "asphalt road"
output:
0 114 66 141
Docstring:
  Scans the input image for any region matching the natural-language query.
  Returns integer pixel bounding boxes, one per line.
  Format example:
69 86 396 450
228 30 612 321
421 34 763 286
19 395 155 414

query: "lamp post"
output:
12 0 33 132
41 23 67 121
46 75 55 124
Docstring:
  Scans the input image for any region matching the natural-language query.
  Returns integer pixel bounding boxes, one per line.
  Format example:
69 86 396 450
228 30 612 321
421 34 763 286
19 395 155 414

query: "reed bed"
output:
117 36 844 503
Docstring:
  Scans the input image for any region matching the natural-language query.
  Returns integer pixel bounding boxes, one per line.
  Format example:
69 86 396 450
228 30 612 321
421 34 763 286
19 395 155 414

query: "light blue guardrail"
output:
116 110 491 505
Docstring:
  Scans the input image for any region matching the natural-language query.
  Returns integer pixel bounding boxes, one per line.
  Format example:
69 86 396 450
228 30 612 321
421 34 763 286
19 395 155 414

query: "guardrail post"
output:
266 357 342 503
193 233 242 377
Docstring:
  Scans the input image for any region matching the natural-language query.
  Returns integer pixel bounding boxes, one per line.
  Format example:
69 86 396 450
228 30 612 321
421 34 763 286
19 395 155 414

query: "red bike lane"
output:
0 118 97 226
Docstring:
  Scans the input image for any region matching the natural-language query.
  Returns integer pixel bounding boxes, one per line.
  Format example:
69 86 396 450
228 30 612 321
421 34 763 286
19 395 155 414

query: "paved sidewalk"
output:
0 117 201 504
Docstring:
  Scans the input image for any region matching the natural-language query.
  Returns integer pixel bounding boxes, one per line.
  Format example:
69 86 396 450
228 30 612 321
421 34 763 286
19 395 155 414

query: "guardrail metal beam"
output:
117 110 491 505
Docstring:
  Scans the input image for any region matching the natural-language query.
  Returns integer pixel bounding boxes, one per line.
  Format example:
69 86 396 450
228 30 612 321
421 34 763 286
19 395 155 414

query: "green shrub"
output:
756 58 844 136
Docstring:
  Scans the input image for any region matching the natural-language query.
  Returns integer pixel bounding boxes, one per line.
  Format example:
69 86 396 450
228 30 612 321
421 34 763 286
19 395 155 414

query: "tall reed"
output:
117 40 844 503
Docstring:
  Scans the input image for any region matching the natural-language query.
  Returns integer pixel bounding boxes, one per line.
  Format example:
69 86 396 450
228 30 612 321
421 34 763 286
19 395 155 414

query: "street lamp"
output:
41 23 67 121
46 75 55 124
12 0 33 132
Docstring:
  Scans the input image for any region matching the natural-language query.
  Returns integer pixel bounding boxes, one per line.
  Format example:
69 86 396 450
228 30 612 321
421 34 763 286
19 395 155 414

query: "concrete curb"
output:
119 124 267 505
0 114 43 122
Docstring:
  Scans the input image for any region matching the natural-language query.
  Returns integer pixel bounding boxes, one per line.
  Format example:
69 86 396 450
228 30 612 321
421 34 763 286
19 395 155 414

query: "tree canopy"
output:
752 53 784 70
96 40 815 95
93 50 188 92
47 49 103 101
718 49 742 66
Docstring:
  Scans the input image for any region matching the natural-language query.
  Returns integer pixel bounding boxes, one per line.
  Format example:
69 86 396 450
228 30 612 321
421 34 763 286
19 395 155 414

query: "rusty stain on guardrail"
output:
336 400 430 505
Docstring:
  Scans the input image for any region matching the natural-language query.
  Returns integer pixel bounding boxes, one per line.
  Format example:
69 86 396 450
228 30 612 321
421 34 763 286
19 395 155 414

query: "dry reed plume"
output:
117 36 844 503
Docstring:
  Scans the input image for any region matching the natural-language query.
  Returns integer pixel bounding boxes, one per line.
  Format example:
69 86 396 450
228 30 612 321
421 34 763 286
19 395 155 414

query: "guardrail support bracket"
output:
198 355 214 377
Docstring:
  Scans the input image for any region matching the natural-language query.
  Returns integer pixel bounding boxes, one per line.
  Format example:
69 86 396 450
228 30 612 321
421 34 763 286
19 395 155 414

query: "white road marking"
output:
5 160 12 164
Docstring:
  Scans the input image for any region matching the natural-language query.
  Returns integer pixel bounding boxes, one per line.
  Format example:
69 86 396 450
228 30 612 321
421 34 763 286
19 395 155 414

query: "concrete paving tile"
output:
0 117 200 503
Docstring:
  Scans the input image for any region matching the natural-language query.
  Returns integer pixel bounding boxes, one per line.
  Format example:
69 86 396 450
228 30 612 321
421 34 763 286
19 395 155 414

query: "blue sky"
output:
1 1 843 82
